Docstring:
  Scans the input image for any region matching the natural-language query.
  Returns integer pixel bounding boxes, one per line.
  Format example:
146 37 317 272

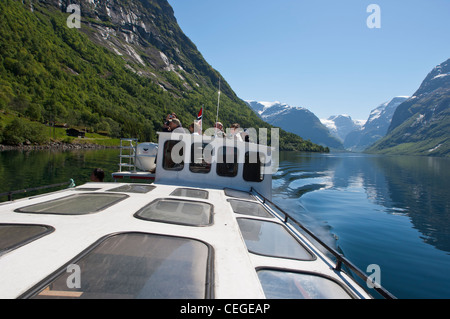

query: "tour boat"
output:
0 132 395 299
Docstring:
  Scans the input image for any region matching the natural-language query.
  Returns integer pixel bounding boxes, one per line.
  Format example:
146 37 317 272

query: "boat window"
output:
243 152 265 182
74 188 102 191
170 188 209 199
15 193 128 215
237 218 314 261
0 224 54 256
216 147 238 177
163 140 184 171
26 233 213 299
228 199 273 218
258 269 353 299
224 188 254 200
134 198 213 226
189 143 212 174
107 184 156 194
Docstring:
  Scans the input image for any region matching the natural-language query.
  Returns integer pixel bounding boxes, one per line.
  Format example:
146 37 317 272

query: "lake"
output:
0 149 449 299
273 152 450 299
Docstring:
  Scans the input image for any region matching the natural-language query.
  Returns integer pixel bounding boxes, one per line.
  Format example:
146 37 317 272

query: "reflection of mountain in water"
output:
369 156 450 252
274 152 450 253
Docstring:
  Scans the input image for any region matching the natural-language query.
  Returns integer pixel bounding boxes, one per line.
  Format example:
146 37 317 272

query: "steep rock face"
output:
44 0 233 96
344 97 408 151
246 101 344 149
389 59 450 132
368 58 450 157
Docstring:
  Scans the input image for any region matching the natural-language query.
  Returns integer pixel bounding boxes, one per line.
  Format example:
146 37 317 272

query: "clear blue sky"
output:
168 0 450 120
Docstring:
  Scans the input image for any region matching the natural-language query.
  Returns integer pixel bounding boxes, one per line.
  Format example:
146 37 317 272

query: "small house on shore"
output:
66 128 85 138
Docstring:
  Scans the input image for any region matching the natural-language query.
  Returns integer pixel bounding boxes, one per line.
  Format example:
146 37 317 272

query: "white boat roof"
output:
0 133 389 299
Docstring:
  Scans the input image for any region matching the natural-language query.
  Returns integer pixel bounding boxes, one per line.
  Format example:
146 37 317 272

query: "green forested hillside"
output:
0 0 328 152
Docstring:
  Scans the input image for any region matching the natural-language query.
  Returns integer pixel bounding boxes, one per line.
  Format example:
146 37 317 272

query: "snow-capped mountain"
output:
344 96 409 151
368 58 450 156
320 115 365 142
245 100 344 149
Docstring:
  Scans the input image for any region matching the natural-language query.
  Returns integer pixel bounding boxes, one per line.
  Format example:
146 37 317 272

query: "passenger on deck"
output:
162 113 178 132
168 118 183 132
229 123 243 142
189 123 200 135
214 122 225 138
90 168 105 182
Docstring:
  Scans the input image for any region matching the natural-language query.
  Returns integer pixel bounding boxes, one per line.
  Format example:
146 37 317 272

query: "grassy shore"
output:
0 111 121 150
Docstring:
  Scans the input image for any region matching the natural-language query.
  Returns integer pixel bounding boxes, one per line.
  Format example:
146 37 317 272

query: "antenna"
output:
215 77 221 125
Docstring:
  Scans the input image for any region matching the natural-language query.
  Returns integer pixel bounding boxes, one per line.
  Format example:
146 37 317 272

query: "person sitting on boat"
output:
188 123 201 135
168 118 183 132
90 168 104 182
228 123 243 141
162 112 178 132
214 122 225 138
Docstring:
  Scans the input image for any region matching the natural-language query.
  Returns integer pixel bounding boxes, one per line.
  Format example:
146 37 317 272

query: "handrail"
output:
251 187 396 299
0 179 75 201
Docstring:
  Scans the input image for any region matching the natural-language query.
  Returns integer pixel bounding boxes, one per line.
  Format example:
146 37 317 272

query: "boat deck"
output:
0 181 371 299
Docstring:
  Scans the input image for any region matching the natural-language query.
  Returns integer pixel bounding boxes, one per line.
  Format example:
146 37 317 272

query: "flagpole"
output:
215 78 221 125
201 104 204 133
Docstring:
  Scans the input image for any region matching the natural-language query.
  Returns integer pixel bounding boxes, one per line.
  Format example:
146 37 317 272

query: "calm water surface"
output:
272 152 450 299
0 149 449 298
0 149 121 200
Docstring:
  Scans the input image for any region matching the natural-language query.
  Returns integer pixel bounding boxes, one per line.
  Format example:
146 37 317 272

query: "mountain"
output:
245 101 344 149
0 0 328 152
320 115 365 143
367 59 450 157
344 97 409 151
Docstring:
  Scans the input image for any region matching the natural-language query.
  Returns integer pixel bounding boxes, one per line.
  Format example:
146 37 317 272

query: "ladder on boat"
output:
119 138 138 173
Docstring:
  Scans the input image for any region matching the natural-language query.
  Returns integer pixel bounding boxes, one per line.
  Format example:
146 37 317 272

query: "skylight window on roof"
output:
15 193 128 215
228 199 273 218
0 224 54 256
107 184 156 194
25 233 213 299
237 218 314 261
170 188 209 199
74 188 102 191
224 188 254 200
258 269 353 299
134 199 213 226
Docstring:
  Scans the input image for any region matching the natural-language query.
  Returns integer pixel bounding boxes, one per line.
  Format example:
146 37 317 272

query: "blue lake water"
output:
272 152 450 299
0 149 449 298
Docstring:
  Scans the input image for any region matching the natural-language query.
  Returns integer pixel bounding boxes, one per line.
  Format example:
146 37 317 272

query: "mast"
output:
215 78 221 125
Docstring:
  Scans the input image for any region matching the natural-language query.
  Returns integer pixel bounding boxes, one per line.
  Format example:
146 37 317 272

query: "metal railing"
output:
0 179 75 202
251 187 396 299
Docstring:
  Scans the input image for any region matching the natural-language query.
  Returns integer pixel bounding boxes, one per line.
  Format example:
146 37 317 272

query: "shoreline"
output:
0 142 119 152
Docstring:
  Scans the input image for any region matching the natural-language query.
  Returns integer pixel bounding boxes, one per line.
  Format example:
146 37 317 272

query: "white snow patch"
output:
320 119 337 130
354 119 367 126
432 73 450 80
428 144 442 152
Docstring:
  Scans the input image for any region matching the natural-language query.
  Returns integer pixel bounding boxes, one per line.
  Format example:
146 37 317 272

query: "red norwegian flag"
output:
194 107 203 134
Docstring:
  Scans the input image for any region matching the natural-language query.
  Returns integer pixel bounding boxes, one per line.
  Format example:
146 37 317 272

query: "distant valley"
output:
247 58 449 157
245 98 404 152
245 100 344 150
